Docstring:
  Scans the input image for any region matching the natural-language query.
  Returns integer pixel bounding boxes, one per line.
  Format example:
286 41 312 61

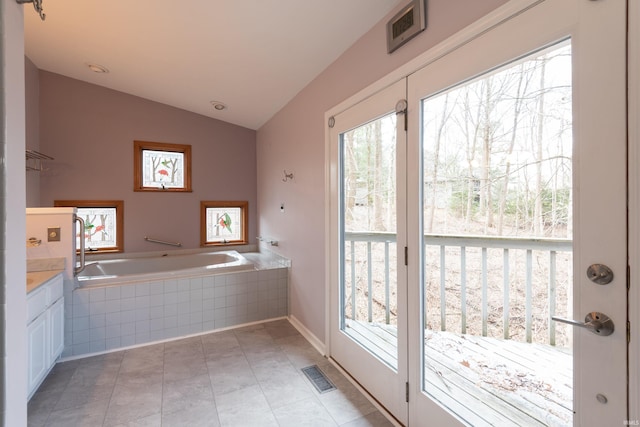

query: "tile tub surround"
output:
28 320 394 427
64 253 289 357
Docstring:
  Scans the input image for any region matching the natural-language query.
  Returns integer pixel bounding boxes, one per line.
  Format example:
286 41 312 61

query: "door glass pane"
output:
421 41 573 426
341 112 398 370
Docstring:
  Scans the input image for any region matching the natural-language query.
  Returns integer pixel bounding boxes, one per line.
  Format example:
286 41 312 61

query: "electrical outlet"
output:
48 227 61 242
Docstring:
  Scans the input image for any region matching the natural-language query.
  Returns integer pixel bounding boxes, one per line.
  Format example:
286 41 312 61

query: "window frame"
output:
54 200 125 253
200 201 248 247
133 140 192 192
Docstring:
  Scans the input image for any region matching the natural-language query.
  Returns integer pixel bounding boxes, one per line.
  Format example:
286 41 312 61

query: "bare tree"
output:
533 57 547 236
497 64 530 235
427 93 452 233
373 119 385 231
479 79 494 232
344 132 357 225
454 88 482 231
151 157 161 182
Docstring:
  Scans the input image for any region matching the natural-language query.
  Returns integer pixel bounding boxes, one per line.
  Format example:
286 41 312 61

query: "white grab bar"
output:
74 215 86 275
144 236 182 247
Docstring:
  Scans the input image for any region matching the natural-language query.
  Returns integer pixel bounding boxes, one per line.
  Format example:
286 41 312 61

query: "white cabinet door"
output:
27 272 65 399
27 311 49 395
49 297 64 363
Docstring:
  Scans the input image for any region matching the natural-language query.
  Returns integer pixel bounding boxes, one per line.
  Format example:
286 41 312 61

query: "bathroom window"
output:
201 201 248 246
54 200 124 253
134 140 192 192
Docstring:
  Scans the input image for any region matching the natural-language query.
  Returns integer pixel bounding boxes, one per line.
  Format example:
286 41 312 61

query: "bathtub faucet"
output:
27 237 41 247
257 236 278 247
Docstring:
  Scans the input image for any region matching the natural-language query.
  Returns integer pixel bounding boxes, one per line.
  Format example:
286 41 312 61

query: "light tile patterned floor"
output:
28 319 394 427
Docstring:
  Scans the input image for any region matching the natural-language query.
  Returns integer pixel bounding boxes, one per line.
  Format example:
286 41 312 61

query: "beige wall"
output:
25 56 40 207
35 71 258 253
256 0 509 342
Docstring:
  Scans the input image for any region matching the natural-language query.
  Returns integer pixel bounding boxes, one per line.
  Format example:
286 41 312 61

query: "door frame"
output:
628 0 639 422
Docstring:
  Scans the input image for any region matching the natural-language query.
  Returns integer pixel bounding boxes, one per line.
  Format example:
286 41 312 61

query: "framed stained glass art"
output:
54 200 124 253
200 201 248 246
134 140 192 192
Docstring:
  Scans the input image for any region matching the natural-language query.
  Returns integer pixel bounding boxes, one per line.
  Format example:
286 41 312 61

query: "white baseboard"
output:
59 316 288 362
288 315 326 356
327 357 403 427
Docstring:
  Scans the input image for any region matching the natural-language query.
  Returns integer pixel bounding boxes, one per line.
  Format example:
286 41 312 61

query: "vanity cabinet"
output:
27 273 64 399
49 297 65 362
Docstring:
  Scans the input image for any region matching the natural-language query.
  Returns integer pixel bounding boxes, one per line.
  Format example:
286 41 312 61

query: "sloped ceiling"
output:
23 0 402 130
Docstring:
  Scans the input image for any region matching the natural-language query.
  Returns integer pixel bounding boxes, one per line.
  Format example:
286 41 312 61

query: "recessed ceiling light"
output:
210 101 227 111
86 63 109 74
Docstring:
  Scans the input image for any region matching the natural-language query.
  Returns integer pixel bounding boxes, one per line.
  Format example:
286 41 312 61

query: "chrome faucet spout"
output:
27 237 41 247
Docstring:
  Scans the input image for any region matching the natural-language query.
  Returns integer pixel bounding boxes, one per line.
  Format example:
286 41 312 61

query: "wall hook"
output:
16 0 45 21
282 170 294 182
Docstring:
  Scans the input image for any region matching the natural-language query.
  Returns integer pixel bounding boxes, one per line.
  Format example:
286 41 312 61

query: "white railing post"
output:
440 245 446 331
482 247 488 337
367 241 372 323
461 246 467 334
549 250 557 346
503 248 510 339
350 241 356 320
526 249 533 343
385 241 390 325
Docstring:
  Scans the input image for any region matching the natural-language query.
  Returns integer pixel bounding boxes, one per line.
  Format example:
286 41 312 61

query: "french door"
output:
328 0 627 425
329 78 409 425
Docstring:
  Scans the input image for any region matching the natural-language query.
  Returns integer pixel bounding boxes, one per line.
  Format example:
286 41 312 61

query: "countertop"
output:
27 270 63 294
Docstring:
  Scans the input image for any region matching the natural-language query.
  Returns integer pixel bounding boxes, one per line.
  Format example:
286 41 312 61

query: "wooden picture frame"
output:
134 140 192 192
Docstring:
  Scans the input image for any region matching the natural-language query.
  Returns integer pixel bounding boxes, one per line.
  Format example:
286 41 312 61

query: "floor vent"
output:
301 365 336 393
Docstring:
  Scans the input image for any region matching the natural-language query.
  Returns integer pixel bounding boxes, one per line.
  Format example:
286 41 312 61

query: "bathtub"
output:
77 250 254 286
66 250 289 357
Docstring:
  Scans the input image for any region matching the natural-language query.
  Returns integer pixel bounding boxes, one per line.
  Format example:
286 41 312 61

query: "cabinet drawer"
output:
27 287 48 324
27 273 63 324
48 275 63 304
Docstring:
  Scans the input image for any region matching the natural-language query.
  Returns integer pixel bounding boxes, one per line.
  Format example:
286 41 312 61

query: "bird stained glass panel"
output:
141 149 185 189
76 207 117 250
206 207 242 243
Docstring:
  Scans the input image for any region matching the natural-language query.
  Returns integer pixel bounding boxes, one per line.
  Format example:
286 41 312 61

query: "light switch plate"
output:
48 227 61 242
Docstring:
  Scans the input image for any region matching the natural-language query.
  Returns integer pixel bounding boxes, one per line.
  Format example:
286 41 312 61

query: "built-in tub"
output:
77 250 254 286
65 250 289 358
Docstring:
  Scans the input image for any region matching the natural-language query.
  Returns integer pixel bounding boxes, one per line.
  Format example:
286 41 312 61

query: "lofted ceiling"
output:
23 0 402 130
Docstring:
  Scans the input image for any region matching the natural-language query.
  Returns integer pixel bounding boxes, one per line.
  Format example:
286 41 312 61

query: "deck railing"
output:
344 232 572 346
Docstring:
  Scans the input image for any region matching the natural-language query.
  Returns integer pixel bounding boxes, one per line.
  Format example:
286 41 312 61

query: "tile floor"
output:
28 319 395 427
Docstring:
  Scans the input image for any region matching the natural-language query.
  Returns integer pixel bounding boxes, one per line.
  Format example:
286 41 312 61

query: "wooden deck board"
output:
344 319 398 368
345 320 573 426
425 338 570 426
425 349 548 426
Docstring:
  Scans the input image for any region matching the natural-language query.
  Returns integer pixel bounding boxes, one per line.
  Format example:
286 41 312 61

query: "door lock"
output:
586 264 614 285
551 312 614 336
